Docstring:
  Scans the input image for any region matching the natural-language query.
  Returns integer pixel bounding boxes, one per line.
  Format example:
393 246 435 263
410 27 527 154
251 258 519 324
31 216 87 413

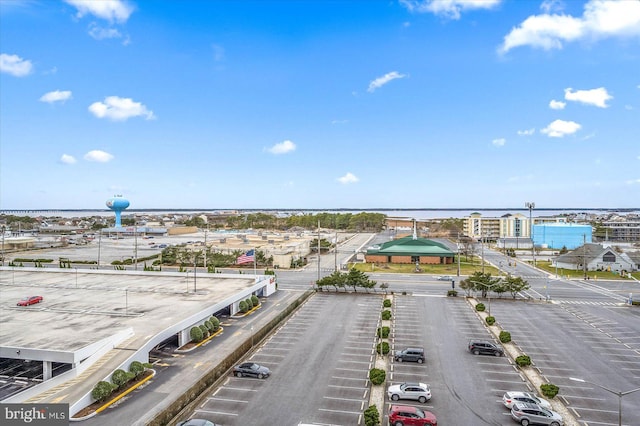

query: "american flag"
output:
236 249 255 265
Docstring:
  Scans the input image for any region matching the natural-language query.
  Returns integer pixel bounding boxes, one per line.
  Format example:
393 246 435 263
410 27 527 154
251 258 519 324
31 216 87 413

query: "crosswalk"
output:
557 300 624 306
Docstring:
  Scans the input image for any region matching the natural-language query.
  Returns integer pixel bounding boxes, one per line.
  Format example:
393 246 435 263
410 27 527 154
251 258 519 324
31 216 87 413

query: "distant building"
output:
600 220 640 242
365 236 455 265
533 223 592 250
553 243 636 273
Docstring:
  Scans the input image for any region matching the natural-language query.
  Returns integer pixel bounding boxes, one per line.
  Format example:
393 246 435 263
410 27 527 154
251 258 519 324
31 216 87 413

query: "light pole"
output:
97 230 102 270
525 202 535 266
569 377 640 426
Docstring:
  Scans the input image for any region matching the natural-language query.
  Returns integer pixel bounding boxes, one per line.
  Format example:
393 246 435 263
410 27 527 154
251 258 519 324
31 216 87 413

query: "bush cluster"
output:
364 404 380 426
499 331 511 343
540 383 559 399
475 303 485 312
190 326 203 343
369 368 386 385
515 355 531 367
91 361 151 404
376 342 389 355
485 316 496 326
376 326 390 338
383 299 392 308
381 310 391 320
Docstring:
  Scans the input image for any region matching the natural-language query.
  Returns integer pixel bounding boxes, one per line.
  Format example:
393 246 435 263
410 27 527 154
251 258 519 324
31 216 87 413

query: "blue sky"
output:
1 0 639 210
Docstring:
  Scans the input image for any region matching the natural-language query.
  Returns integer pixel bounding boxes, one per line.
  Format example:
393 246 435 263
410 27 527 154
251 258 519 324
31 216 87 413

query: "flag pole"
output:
253 247 257 279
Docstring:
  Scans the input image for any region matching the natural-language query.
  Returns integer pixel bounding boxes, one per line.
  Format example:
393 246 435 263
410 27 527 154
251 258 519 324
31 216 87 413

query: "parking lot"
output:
187 293 381 426
390 295 527 425
490 300 640 426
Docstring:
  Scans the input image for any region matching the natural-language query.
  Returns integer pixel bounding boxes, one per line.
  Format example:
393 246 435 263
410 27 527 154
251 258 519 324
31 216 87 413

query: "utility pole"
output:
134 220 138 271
317 220 321 282
204 227 208 270
525 202 535 266
97 230 102 270
334 231 338 272
583 234 587 280
457 232 460 277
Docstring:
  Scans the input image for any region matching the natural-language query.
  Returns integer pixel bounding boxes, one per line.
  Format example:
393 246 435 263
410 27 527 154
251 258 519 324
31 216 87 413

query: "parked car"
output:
233 362 270 379
388 404 437 426
503 391 552 410
17 296 43 306
176 420 218 426
394 347 425 363
510 402 563 426
468 339 504 356
387 382 432 403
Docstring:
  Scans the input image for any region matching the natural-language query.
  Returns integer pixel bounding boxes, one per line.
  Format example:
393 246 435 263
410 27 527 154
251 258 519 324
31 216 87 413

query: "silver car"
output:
387 382 432 403
503 391 551 410
511 402 563 426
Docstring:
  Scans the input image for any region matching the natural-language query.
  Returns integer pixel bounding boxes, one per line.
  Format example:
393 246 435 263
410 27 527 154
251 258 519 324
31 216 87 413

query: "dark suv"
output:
394 347 425 363
468 340 504 356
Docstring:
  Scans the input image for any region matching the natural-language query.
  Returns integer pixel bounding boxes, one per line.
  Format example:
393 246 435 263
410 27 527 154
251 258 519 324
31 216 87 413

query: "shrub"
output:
239 300 248 313
381 310 391 320
91 381 116 402
129 361 145 378
540 383 559 399
111 369 134 389
251 295 259 307
499 331 512 343
447 290 458 297
475 303 485 312
369 368 386 385
204 320 213 332
245 298 253 309
364 404 380 426
515 355 531 367
376 342 390 355
377 326 390 338
199 324 209 338
383 299 391 308
485 316 496 326
210 316 220 331
190 326 203 343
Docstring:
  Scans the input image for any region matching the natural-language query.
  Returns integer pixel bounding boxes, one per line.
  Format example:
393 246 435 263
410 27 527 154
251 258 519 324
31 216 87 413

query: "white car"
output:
503 391 552 409
387 382 431 403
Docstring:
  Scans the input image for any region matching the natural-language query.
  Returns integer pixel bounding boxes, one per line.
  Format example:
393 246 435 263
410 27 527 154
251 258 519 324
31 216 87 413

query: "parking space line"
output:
335 367 368 372
205 396 249 403
568 406 618 414
323 396 364 403
328 384 367 390
318 408 362 415
332 376 366 381
562 395 606 401
193 409 239 416
219 386 257 392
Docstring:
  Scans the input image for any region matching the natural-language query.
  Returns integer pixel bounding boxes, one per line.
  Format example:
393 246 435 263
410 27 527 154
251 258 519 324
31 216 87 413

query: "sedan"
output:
387 382 432 403
177 420 218 426
233 362 270 379
17 296 43 306
437 275 453 281
503 391 552 410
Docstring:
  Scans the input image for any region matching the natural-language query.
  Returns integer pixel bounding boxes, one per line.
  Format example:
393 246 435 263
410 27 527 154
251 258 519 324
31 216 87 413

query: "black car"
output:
468 339 504 356
394 347 425 363
233 362 270 379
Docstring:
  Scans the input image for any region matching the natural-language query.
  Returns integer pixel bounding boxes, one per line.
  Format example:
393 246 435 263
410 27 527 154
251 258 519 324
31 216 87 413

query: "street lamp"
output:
569 377 640 426
525 202 535 266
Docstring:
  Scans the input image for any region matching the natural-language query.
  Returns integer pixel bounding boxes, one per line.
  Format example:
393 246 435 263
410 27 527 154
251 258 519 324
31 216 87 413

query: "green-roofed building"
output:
365 236 455 265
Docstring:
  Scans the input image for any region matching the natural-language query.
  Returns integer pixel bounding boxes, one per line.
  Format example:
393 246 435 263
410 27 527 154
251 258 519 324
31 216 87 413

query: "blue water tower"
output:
106 196 130 228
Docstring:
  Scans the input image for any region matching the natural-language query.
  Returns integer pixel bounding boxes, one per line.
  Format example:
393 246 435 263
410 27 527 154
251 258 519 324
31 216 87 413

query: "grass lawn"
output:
349 257 500 276
533 260 637 280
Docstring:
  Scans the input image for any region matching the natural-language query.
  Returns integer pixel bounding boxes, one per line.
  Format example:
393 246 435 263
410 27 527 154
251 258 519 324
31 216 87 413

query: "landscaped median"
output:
366 295 393 426
466 297 580 426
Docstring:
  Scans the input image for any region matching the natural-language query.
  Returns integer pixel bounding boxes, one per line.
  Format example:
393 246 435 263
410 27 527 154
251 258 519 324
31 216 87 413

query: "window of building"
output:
603 252 616 262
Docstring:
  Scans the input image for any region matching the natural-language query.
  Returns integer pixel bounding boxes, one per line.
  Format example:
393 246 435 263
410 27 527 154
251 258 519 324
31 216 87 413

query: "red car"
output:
389 404 437 426
17 296 43 306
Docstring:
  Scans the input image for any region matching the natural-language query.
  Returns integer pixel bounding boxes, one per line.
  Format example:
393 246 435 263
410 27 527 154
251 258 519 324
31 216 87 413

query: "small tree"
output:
383 299 392 308
245 298 254 309
377 326 390 338
499 331 511 343
251 294 259 307
379 282 389 294
210 316 220 331
199 324 209 338
129 361 145 378
475 303 485 312
190 326 203 342
364 404 380 426
92 381 117 402
239 300 248 313
485 316 496 326
503 275 531 299
376 342 390 355
111 369 134 389
540 383 559 399
515 355 531 367
381 310 391 320
204 320 213 332
369 368 386 385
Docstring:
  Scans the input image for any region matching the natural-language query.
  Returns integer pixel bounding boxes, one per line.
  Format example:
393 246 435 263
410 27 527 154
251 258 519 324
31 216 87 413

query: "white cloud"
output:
84 150 114 162
492 138 506 147
88 96 155 121
331 119 349 125
337 172 359 184
540 0 564 14
549 99 566 110
499 0 640 53
564 87 612 108
0 53 33 77
65 0 134 23
399 0 501 20
60 154 77 164
517 128 535 136
40 90 72 104
267 140 296 154
541 119 581 137
367 71 406 93
88 23 122 40
626 178 640 185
